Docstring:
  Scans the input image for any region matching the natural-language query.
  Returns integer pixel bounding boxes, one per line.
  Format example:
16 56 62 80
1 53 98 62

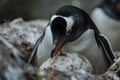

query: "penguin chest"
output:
61 29 98 55
60 29 110 73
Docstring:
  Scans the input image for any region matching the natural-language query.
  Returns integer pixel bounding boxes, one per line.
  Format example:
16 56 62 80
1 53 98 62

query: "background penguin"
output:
91 0 120 52
28 5 116 73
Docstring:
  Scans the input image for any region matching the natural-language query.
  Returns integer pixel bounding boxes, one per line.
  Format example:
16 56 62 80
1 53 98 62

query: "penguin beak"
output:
51 37 66 58
116 3 120 10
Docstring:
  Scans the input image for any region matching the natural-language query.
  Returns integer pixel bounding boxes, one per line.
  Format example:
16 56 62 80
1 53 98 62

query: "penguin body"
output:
61 29 110 72
28 6 116 73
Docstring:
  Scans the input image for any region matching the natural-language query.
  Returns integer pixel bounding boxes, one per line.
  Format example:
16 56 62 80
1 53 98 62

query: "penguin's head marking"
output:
50 15 74 36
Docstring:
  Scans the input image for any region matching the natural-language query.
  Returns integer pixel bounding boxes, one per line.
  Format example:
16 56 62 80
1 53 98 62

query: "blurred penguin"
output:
91 0 120 51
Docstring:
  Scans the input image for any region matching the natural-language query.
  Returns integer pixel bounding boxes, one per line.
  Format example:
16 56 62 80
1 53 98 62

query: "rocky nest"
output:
0 18 119 80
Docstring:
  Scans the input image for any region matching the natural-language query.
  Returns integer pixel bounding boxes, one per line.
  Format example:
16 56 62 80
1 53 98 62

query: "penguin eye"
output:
66 29 72 35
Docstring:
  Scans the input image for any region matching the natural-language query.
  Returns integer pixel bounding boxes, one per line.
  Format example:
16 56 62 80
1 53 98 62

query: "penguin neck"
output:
37 26 53 66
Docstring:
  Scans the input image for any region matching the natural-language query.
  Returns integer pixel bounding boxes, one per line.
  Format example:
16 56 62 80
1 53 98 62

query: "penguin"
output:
28 5 116 73
91 0 120 51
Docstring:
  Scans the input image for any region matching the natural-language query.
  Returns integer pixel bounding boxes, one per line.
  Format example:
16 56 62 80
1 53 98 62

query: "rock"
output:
0 18 48 45
40 53 93 73
0 18 48 62
115 52 120 58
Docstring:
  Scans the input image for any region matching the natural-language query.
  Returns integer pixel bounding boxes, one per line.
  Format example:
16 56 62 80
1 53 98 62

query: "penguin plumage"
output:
28 5 116 73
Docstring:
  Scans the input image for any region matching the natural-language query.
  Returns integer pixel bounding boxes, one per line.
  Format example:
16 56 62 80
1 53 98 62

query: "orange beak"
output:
116 4 120 10
51 37 66 58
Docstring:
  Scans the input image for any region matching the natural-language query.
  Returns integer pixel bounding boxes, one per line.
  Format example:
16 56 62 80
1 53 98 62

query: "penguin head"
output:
104 0 120 11
113 0 120 11
49 6 99 58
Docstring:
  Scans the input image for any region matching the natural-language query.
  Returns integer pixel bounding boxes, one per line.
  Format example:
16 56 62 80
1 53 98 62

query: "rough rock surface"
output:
40 53 93 73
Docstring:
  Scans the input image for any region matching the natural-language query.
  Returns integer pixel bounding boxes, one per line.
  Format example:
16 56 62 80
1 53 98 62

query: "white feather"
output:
37 26 53 66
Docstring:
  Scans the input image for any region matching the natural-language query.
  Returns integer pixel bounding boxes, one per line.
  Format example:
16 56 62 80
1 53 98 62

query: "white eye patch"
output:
64 16 74 32
50 15 74 33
